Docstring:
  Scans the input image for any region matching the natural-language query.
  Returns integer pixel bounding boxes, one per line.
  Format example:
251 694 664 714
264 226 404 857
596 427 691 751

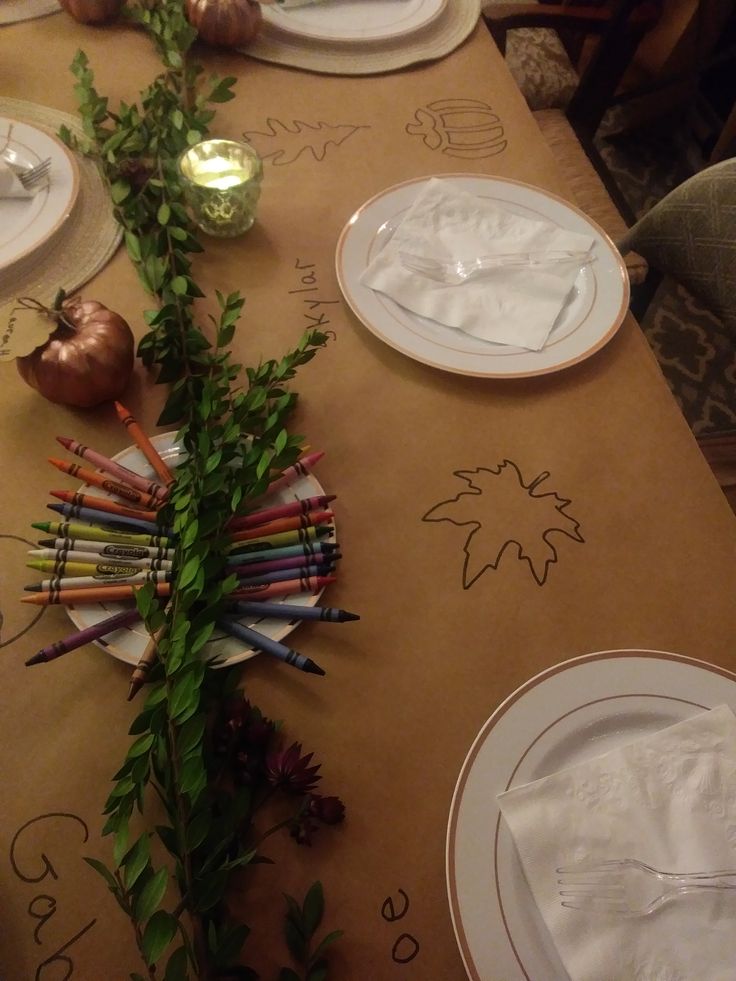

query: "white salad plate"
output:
0 117 79 275
446 649 736 980
65 433 336 668
262 0 446 42
336 174 629 378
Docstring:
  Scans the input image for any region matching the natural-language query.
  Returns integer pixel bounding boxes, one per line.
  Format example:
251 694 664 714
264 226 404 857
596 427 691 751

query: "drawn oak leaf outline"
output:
422 461 584 587
242 118 368 166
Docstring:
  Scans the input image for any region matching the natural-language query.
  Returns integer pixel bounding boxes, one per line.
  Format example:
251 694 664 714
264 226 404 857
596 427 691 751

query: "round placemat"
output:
0 0 61 26
0 99 122 307
241 0 481 75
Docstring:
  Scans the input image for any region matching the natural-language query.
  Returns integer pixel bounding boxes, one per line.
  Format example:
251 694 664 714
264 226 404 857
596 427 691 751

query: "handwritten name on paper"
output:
381 887 419 965
9 812 97 980
288 258 341 331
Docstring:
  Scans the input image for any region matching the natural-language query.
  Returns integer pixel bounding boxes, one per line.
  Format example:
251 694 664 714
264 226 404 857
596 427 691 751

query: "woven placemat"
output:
242 0 481 75
0 99 122 307
0 0 60 26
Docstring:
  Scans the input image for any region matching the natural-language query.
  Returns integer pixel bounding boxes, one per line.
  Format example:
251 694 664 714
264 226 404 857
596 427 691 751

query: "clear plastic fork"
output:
398 248 593 285
557 858 736 917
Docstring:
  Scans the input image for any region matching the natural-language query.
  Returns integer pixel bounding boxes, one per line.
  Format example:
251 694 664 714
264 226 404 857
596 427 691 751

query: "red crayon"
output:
228 510 334 544
226 494 336 532
250 451 325 504
56 436 169 503
231 574 335 601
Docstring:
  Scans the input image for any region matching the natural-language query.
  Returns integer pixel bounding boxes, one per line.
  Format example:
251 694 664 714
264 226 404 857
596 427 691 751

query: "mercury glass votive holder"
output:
177 139 263 238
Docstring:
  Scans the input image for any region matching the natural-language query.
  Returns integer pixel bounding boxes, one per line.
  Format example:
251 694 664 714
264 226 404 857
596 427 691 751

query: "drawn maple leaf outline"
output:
422 461 584 587
242 118 368 166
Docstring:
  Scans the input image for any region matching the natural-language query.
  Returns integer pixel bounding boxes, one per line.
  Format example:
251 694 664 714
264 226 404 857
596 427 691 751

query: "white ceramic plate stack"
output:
262 0 447 43
0 116 79 286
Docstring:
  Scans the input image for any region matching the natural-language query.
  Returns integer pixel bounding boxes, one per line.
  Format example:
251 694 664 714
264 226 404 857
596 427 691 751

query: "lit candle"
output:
178 139 263 237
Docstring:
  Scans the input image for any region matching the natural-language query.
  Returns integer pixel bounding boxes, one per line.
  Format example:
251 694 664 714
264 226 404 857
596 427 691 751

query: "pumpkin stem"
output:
16 295 76 332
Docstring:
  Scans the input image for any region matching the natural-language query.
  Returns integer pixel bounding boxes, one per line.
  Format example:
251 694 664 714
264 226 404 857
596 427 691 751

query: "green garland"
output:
60 3 343 978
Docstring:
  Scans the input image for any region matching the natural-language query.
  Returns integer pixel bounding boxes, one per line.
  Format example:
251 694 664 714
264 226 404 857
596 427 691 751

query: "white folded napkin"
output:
360 177 594 351
0 160 32 199
498 704 736 981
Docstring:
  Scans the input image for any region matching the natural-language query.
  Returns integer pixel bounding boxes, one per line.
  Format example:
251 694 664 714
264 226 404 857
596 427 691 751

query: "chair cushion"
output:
617 159 736 328
482 0 578 110
533 108 648 285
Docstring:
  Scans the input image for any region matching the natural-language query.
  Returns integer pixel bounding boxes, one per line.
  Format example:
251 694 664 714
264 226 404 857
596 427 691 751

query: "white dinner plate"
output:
446 649 736 981
262 0 446 42
0 117 79 274
336 174 629 378
65 433 336 668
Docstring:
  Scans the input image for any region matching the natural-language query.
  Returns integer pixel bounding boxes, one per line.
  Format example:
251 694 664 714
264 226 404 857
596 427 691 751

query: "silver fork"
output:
398 249 593 285
14 158 52 191
557 858 736 917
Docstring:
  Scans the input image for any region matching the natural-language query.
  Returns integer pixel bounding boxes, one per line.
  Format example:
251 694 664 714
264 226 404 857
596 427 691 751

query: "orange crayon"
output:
21 582 172 606
48 458 163 510
231 574 335 601
114 402 175 488
228 510 334 544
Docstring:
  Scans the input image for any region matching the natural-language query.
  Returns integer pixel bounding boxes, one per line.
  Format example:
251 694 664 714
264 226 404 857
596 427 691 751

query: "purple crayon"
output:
25 608 142 665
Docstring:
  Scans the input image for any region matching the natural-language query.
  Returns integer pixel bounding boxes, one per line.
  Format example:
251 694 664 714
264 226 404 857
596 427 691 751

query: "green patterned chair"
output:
618 158 736 486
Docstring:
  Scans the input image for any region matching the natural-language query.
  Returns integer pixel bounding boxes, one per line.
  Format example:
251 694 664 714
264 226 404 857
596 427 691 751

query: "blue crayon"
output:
215 619 325 675
233 563 334 587
224 600 359 623
47 502 174 538
224 541 338 566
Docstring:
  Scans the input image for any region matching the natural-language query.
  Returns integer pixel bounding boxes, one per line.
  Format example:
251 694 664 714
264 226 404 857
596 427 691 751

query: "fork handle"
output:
665 871 736 888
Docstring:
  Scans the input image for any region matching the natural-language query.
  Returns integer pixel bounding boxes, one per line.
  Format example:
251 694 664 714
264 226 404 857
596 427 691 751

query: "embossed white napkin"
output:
0 160 32 199
498 704 736 981
360 177 594 350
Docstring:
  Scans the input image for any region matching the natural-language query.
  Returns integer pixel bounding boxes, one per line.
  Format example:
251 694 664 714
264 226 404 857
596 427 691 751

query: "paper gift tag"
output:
0 300 56 361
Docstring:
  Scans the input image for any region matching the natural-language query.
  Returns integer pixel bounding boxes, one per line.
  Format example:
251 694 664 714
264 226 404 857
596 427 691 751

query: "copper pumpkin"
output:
185 0 262 47
58 0 126 24
16 295 135 409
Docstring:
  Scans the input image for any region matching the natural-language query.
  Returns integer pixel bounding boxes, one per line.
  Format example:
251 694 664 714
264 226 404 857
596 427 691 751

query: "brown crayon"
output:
21 582 171 606
114 402 176 488
127 620 167 701
49 490 158 523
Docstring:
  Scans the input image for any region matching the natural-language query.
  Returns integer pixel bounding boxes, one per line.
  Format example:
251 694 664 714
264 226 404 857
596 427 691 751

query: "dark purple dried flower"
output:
308 794 346 825
265 742 322 795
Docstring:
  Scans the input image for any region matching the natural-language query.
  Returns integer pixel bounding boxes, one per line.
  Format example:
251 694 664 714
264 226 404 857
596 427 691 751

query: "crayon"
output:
28 552 173 573
228 510 334 544
226 494 336 531
50 491 159 523
46 503 172 537
49 458 162 510
25 571 173 592
234 564 334 587
226 524 331 555
21 582 172 606
127 620 167 701
36 539 175 561
28 559 172 578
223 541 338 567
230 574 335 601
25 608 143 666
250 451 325 505
114 402 176 487
225 600 359 623
228 551 341 578
32 521 172 549
55 436 169 502
215 618 325 676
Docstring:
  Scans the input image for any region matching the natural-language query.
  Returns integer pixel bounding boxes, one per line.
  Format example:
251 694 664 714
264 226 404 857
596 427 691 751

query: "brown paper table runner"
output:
2 14 736 981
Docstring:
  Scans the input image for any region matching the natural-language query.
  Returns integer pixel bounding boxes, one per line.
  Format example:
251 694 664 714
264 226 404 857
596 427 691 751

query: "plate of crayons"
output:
25 411 344 673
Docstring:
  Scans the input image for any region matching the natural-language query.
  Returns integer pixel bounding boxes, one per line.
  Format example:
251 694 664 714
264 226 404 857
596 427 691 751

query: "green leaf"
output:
279 970 301 981
157 203 171 225
142 909 177 965
127 732 155 759
171 275 188 295
134 866 169 922
111 179 131 204
302 881 324 937
83 857 118 892
311 929 344 962
164 947 188 981
123 834 151 890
